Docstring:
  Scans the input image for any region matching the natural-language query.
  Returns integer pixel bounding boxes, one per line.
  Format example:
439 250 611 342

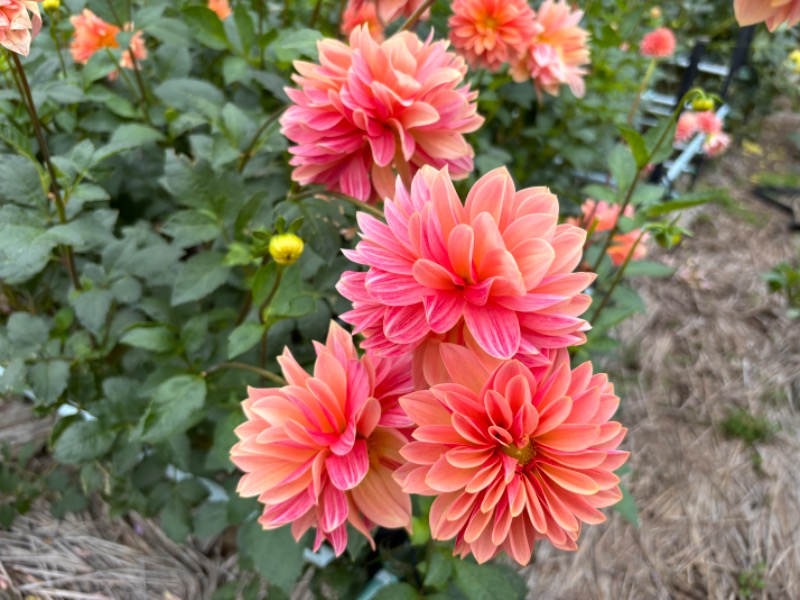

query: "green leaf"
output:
194 501 229 538
617 124 649 168
271 28 323 62
7 312 50 351
52 419 117 464
29 360 71 406
220 103 251 150
144 18 193 47
622 260 674 278
47 210 117 252
423 552 453 590
95 124 165 162
161 210 221 247
121 325 178 353
644 192 718 218
453 561 524 600
0 205 57 284
0 155 45 207
612 481 639 527
141 375 207 443
237 521 305 593
162 494 192 542
233 3 255 53
71 289 114 335
172 251 231 306
228 321 266 359
182 6 229 50
608 144 637 198
372 583 420 600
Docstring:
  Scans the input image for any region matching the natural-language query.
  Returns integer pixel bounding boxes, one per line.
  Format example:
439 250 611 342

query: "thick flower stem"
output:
588 230 646 325
10 52 81 291
627 58 655 126
399 0 436 31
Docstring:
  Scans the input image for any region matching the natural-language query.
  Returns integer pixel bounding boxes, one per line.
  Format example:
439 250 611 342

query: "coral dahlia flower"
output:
230 322 413 555
361 0 430 25
69 9 147 70
448 0 537 72
607 230 648 266
703 131 731 158
280 25 483 203
0 0 41 56
208 0 231 20
342 0 384 40
510 0 590 98
694 110 723 135
394 346 629 564
570 199 633 233
674 111 699 143
337 165 594 365
639 27 676 58
734 0 800 31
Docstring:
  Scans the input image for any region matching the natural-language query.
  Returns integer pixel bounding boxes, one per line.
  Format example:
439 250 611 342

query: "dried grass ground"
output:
528 116 800 599
2 117 800 600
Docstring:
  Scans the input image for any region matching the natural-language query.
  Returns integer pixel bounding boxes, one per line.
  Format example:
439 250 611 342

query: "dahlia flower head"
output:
606 229 648 267
639 27 676 59
568 199 648 267
280 25 484 203
207 0 231 20
674 111 699 143
0 0 40 56
394 345 629 565
337 165 594 377
448 0 537 72
734 0 800 31
510 0 591 98
703 131 731 158
230 321 413 555
348 0 430 26
341 0 384 40
694 110 723 135
69 9 147 71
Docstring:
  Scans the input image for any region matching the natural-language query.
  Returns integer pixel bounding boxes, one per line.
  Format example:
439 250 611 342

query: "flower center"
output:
483 16 498 31
501 441 535 466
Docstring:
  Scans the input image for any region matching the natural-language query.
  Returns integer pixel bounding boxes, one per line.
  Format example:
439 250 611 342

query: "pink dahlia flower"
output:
607 230 648 266
394 345 629 564
230 322 413 555
694 110 723 135
639 27 676 58
510 0 590 98
734 0 800 31
0 0 40 56
703 131 731 157
675 111 699 143
448 0 537 72
280 25 483 203
570 199 633 233
342 0 384 40
337 165 594 366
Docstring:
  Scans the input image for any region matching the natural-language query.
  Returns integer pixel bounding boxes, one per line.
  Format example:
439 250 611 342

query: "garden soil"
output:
1 114 800 600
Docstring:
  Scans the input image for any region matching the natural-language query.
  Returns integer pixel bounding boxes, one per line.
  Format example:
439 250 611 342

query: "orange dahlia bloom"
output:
337 166 593 366
674 111 699 143
607 229 648 266
69 9 147 70
341 0 384 40
208 0 231 20
0 0 41 56
230 322 413 555
734 0 800 31
510 0 590 98
280 25 483 203
448 0 537 71
394 346 628 564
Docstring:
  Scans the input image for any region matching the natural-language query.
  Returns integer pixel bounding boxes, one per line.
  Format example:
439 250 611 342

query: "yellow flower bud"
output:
649 7 662 19
692 97 714 112
268 233 304 266
790 49 800 73
42 0 60 11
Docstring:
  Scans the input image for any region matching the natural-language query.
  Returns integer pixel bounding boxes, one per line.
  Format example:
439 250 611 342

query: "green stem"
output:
202 361 287 386
627 59 656 126
9 52 81 291
399 0 435 31
258 266 284 369
127 51 153 125
238 107 287 172
309 0 323 28
326 191 385 219
49 23 68 79
588 230 646 325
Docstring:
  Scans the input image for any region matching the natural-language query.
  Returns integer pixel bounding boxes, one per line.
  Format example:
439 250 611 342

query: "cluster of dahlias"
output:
568 199 648 267
448 0 591 98
69 9 147 77
231 164 629 566
675 110 731 158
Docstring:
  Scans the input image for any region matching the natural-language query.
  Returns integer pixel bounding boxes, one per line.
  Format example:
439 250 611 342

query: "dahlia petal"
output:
538 462 600 495
464 302 521 359
351 465 411 529
383 304 429 345
319 483 349 532
424 291 466 333
326 439 369 490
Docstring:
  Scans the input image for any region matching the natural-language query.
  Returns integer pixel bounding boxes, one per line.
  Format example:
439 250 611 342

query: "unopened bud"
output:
268 233 304 266
43 0 60 11
649 7 662 19
692 97 714 112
